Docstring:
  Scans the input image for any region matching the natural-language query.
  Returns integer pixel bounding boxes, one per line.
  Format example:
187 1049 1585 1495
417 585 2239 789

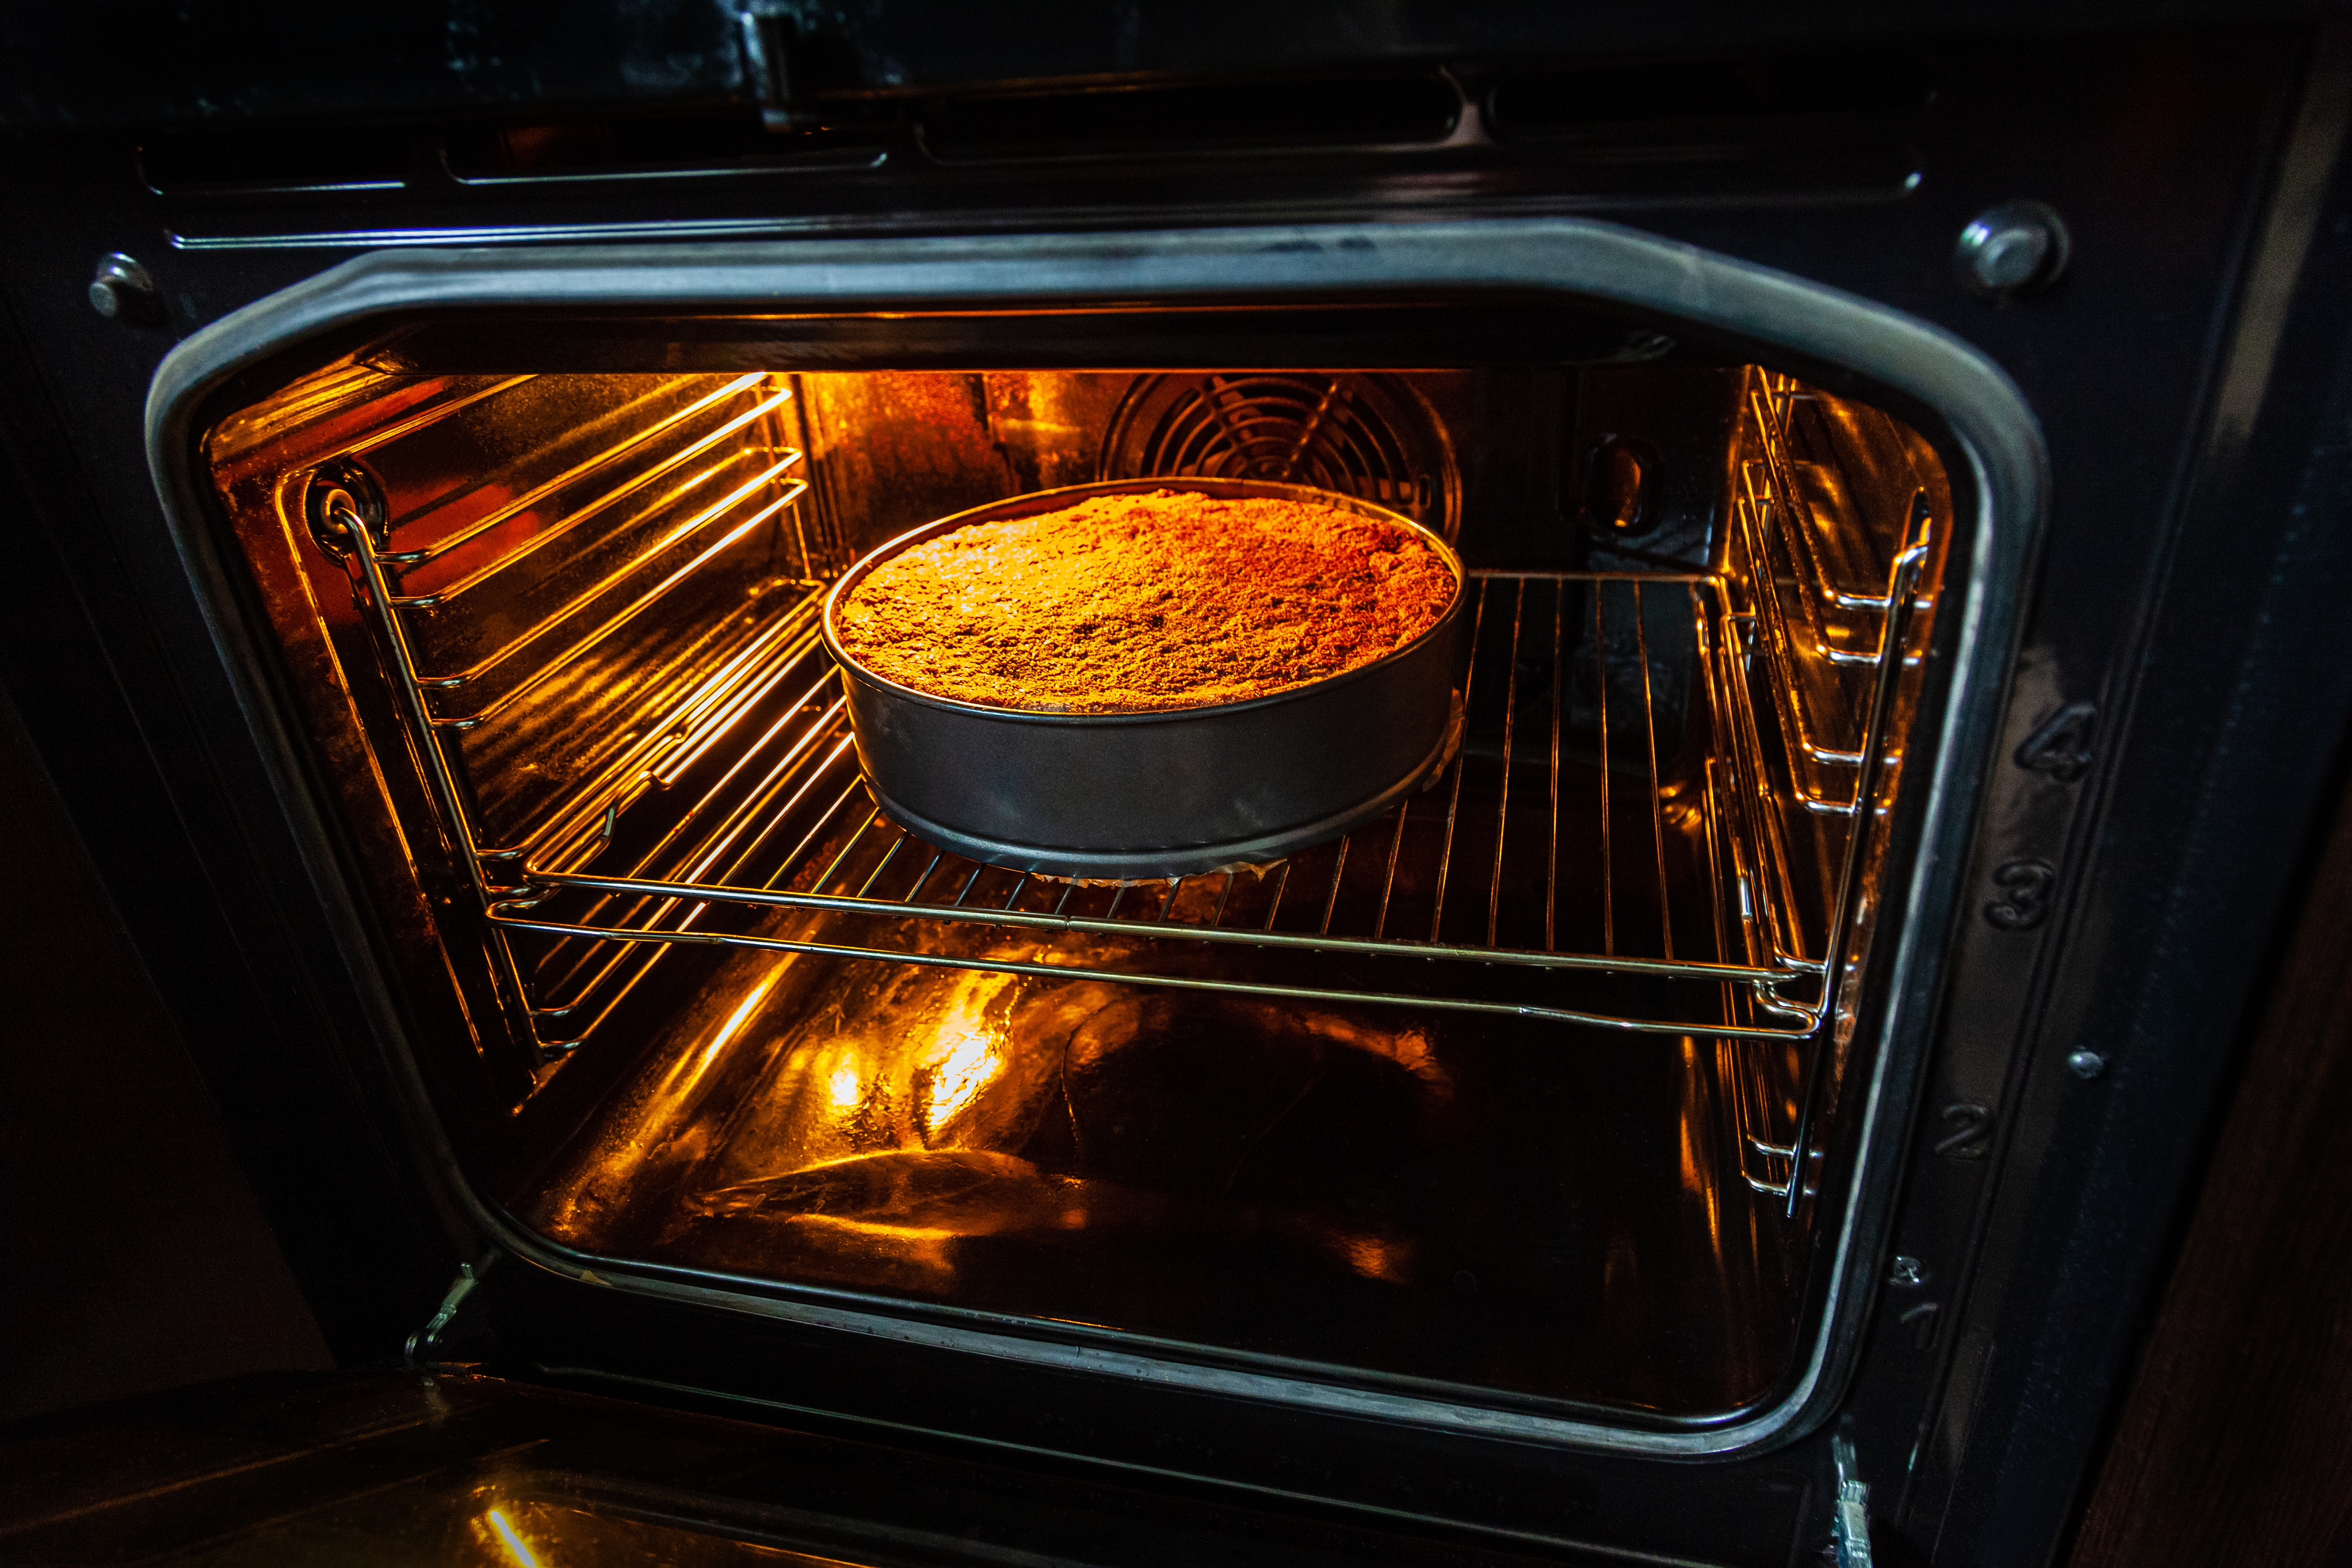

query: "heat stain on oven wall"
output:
201 352 1948 1422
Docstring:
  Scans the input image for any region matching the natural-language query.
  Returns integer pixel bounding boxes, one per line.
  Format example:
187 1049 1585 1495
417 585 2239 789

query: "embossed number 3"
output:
1984 859 2056 930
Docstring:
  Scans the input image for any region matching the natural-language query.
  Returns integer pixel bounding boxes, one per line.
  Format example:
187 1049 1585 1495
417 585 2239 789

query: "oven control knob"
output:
1955 201 2070 299
87 253 163 326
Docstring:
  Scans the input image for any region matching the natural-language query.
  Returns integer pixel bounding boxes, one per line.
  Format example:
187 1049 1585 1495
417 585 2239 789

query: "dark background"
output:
6 4 2352 1565
0 687 325 1420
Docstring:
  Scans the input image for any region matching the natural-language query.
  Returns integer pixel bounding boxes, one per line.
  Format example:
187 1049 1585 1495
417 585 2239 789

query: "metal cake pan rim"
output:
819 476 1466 726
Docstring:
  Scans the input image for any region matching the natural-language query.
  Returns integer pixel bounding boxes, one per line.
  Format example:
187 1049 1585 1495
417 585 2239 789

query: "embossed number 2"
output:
1984 859 2056 930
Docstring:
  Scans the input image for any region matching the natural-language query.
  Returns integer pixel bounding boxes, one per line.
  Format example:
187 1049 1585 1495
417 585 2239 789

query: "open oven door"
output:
0 1361 1636 1568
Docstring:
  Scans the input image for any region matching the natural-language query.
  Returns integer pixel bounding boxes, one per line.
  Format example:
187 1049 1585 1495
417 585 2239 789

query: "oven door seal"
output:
143 218 2046 1459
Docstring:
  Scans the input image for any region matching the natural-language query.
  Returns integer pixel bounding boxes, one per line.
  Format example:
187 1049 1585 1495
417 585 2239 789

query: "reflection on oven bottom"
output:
522 929 1804 1419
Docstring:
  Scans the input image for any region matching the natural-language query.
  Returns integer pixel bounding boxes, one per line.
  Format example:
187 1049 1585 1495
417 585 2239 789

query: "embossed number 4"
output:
2016 700 2098 782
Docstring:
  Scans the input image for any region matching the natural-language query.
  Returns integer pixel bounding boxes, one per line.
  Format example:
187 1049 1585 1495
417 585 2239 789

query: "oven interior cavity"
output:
203 349 1950 1424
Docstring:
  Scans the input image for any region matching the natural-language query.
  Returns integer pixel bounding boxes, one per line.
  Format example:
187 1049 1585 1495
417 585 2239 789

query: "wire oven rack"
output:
316 370 1928 1214
479 572 1841 1026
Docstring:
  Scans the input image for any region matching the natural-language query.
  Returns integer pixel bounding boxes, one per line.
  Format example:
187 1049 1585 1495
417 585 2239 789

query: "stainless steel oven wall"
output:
3 21 2350 1567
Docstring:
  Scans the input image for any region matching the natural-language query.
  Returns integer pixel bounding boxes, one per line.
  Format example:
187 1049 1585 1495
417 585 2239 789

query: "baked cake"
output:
833 489 1456 714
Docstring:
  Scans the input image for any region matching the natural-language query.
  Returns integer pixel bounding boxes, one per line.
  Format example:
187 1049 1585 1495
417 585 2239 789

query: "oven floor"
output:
518 917 1809 1421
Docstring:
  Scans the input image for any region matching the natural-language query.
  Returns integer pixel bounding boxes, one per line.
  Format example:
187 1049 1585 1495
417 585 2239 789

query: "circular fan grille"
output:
1098 373 1460 539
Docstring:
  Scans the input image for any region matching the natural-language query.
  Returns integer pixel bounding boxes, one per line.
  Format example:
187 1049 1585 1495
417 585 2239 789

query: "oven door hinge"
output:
404 1257 494 1372
1832 1433 1874 1568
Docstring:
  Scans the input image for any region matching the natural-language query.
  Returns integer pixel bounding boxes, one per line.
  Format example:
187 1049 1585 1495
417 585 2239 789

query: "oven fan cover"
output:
1098 372 1461 540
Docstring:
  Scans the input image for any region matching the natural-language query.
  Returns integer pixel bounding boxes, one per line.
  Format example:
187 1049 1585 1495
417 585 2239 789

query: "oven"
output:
4 14 2352 1568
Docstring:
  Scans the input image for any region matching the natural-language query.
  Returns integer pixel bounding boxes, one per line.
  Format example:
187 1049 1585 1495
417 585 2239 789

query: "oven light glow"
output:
827 1061 864 1110
483 1508 543 1568
1336 1234 1409 1283
923 1025 999 1130
656 965 787 1107
706 984 774 1065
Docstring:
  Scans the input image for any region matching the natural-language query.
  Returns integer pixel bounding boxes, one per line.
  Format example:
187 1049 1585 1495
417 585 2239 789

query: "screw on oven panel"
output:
87 253 162 325
1955 200 2071 299
1887 1256 1930 1289
2067 1049 2109 1079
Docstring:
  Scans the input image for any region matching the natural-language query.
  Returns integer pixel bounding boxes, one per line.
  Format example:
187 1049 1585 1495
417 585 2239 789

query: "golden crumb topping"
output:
834 490 1456 713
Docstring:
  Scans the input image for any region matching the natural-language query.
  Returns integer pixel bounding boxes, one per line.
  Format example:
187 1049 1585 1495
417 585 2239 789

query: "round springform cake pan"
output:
819 478 1467 881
